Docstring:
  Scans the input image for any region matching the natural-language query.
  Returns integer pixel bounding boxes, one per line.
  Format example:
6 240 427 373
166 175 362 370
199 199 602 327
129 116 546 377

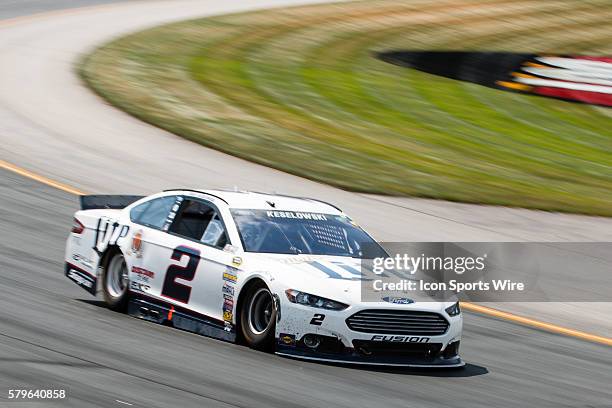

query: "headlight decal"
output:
285 289 348 310
445 302 461 317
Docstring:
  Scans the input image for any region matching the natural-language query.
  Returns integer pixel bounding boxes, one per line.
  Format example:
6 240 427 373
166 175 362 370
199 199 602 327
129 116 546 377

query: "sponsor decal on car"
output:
221 295 235 327
222 283 235 329
65 264 97 295
306 260 365 281
266 211 328 221
223 310 233 322
71 253 93 269
132 266 155 280
223 298 234 310
220 260 236 327
131 230 143 257
278 333 296 346
223 272 237 283
370 335 430 343
222 282 235 296
381 296 414 305
278 255 320 264
94 217 130 253
68 270 93 288
130 281 151 292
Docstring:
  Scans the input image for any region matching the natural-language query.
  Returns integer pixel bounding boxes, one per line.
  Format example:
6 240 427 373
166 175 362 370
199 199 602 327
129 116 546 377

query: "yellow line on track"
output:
0 159 86 195
2 160 611 347
461 303 612 347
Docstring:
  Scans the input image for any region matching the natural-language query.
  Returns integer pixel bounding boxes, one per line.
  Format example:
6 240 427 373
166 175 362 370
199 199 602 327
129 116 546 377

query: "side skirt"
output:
65 263 97 295
128 294 236 343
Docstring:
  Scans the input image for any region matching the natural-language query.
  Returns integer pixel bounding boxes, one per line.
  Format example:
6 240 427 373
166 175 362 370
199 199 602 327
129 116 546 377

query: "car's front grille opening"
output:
443 340 460 359
346 309 449 335
352 340 443 358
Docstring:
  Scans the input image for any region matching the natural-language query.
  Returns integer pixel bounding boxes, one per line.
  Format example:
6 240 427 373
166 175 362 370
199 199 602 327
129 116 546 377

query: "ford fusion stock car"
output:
65 189 463 367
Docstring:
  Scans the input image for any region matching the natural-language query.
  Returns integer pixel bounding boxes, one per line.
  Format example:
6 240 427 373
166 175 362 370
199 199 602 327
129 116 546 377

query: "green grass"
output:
80 0 612 216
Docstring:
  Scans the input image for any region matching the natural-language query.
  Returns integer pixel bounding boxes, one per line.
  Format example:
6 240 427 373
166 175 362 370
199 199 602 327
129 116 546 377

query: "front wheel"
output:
240 281 276 351
101 250 129 311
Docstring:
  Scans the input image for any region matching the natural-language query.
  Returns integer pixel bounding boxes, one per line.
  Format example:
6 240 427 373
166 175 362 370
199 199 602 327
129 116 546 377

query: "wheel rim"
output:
248 287 273 335
106 254 128 298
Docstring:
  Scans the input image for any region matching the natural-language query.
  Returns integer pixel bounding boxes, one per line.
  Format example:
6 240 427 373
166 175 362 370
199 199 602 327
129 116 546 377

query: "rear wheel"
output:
102 250 129 311
240 281 276 351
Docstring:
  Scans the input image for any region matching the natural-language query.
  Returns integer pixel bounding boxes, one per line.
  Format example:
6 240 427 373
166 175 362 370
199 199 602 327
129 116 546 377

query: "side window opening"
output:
130 196 176 230
201 214 226 247
169 199 229 248
130 201 150 222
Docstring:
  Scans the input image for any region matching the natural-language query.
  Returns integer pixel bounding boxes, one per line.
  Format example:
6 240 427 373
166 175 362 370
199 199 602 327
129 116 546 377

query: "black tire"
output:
240 281 276 351
101 249 129 312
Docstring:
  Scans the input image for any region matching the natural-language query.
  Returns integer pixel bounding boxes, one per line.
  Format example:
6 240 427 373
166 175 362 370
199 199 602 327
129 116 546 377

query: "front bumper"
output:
276 341 463 368
275 301 464 368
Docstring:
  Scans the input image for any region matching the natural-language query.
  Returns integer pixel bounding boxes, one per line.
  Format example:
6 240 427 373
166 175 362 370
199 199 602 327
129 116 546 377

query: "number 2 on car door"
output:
161 246 200 304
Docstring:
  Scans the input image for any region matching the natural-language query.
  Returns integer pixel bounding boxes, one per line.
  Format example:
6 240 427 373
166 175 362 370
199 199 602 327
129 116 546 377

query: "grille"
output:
352 340 443 358
346 309 449 335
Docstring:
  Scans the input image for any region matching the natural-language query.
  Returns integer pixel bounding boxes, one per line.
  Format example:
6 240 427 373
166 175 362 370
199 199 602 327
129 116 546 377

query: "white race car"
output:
65 189 463 367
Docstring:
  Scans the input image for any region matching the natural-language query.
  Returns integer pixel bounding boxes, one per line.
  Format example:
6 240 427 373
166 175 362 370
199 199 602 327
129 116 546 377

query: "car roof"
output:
165 189 343 214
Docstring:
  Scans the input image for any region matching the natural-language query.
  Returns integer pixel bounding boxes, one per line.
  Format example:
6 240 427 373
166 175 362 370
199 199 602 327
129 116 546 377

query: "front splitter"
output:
276 346 465 368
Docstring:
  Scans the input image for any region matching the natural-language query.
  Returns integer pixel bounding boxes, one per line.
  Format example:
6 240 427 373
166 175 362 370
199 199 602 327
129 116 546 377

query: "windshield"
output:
231 209 384 257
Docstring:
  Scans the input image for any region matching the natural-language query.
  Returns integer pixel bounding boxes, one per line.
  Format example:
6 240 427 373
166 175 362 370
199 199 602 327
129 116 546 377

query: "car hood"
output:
242 253 449 312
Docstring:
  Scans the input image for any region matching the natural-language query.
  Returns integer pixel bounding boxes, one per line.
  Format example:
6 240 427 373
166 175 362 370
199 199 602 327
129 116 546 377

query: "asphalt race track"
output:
1 167 611 407
0 1 611 407
1 0 612 333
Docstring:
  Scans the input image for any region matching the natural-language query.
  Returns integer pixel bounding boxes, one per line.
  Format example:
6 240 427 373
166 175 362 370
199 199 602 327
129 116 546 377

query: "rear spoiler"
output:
80 195 145 210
